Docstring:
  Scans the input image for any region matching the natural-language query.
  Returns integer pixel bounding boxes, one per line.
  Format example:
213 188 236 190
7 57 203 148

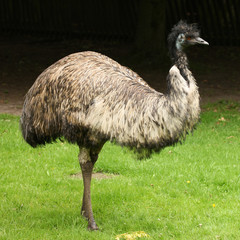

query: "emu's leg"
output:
78 146 102 230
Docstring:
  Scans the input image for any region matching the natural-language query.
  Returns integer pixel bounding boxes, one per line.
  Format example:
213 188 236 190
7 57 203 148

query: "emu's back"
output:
21 51 161 148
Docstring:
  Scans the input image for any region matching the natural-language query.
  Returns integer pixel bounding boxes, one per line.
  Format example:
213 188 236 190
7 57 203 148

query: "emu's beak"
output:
195 37 209 45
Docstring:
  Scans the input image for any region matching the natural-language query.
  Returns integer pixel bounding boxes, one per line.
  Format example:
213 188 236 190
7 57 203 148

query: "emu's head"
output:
168 20 208 59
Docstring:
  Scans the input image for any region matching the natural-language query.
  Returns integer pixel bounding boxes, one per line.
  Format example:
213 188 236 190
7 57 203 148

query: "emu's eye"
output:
186 36 192 40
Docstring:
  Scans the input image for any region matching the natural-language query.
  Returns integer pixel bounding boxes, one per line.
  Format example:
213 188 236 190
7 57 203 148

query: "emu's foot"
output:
81 210 99 231
88 221 99 231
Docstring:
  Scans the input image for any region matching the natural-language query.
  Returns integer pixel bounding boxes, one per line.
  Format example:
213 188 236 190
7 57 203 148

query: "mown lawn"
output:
0 101 239 240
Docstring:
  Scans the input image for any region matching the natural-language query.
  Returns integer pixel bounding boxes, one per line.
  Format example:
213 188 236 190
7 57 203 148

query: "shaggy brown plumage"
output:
21 51 195 151
20 20 208 230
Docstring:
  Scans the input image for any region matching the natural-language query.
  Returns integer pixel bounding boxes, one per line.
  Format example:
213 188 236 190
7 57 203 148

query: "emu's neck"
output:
167 47 200 133
171 48 190 83
174 50 188 69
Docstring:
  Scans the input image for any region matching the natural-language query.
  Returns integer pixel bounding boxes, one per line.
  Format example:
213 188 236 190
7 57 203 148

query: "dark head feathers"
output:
167 20 201 61
172 20 199 36
168 20 200 46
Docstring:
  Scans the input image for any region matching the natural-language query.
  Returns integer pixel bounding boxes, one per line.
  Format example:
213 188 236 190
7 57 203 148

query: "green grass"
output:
0 101 240 240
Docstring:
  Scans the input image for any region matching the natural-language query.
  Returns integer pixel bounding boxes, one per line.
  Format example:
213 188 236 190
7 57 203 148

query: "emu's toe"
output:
88 221 99 231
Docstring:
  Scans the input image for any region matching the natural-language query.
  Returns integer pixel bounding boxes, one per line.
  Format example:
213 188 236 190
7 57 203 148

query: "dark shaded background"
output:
0 0 240 115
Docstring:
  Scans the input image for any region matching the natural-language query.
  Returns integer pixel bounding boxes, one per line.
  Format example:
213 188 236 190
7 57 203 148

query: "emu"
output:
20 21 208 230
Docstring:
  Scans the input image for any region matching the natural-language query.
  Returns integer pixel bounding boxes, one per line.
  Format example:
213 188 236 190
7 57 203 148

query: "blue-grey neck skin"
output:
176 33 185 51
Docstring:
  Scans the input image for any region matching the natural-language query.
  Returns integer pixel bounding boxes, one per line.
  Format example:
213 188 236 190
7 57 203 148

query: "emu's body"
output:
20 21 208 230
21 51 198 150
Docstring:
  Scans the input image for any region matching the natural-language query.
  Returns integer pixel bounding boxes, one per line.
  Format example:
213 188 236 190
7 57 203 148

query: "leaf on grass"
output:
218 117 226 122
115 231 150 240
